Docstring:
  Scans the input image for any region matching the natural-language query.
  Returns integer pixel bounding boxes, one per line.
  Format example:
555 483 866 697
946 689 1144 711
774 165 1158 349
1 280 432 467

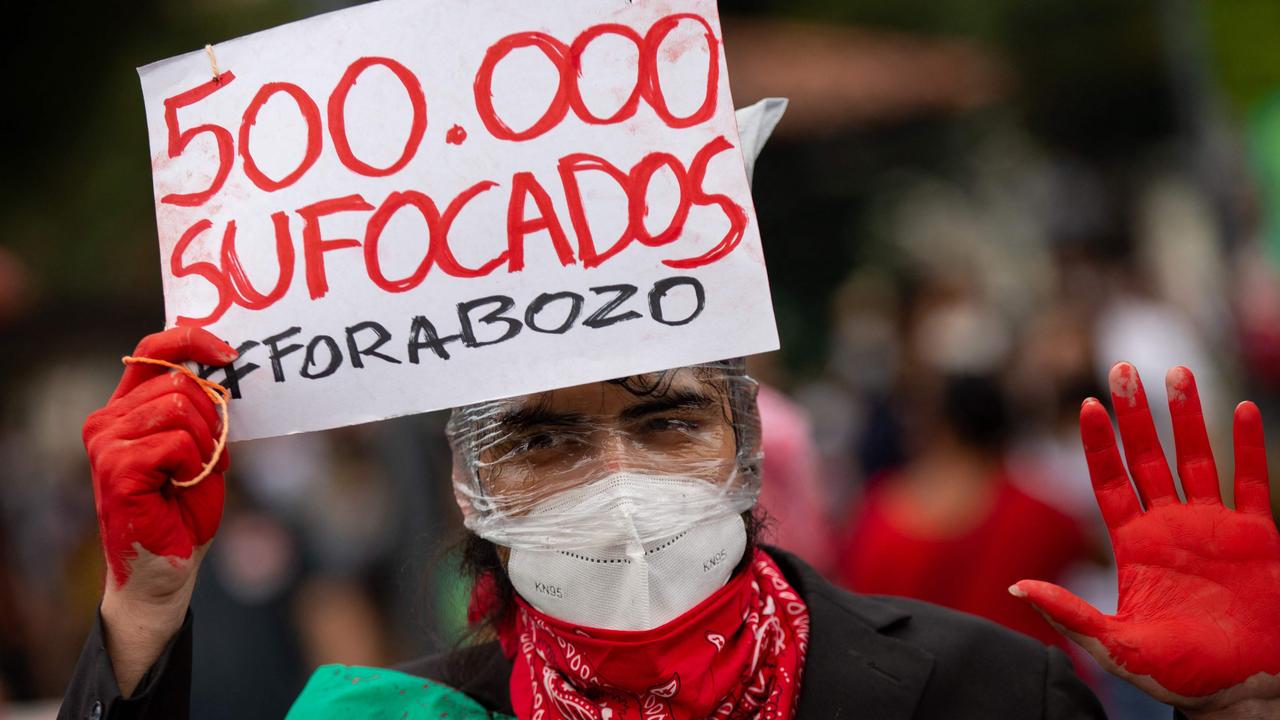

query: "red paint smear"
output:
446 125 467 145
159 71 238 207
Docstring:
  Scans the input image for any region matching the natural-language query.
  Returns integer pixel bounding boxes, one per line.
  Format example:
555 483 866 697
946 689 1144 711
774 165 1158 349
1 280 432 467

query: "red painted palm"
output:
1013 364 1280 717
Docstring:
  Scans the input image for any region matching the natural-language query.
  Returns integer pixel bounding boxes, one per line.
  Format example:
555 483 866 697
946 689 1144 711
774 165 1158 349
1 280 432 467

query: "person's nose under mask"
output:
505 472 747 631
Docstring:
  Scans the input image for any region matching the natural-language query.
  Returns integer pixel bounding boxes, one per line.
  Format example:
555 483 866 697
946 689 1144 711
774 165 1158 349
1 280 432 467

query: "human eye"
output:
515 431 557 453
642 416 702 434
499 424 592 462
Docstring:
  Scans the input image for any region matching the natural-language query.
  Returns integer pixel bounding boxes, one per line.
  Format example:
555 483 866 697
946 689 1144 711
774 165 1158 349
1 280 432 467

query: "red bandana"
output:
494 549 810 720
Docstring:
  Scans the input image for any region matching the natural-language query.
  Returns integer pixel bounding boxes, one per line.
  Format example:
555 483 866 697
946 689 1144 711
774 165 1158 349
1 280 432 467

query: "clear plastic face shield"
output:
447 359 762 550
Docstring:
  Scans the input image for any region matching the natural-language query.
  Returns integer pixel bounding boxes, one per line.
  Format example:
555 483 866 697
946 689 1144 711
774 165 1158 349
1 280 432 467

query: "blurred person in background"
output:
838 292 1094 650
748 353 839 574
1007 288 1177 720
184 421 458 720
0 359 119 702
755 382 837 574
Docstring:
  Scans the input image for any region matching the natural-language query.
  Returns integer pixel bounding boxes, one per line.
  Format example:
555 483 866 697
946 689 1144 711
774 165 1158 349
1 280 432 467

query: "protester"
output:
837 292 1093 649
838 372 1091 650
54 325 1280 719
47 8 1280 716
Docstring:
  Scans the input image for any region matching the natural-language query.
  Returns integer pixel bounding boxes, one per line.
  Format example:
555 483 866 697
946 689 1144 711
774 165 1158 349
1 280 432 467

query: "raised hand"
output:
82 326 236 694
1012 363 1280 719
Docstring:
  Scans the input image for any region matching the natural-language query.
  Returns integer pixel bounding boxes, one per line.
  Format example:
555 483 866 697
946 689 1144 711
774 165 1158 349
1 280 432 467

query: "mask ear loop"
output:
121 355 231 488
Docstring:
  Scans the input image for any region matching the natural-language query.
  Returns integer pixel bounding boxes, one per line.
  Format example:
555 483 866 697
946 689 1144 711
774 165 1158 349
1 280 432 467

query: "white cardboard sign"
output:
138 0 778 441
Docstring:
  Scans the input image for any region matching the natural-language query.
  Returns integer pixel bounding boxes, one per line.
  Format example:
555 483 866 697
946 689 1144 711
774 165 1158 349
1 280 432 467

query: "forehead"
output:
499 369 724 419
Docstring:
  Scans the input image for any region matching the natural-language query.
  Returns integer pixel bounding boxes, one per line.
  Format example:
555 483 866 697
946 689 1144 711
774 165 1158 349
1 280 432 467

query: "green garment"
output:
286 664 515 720
1250 90 1280 267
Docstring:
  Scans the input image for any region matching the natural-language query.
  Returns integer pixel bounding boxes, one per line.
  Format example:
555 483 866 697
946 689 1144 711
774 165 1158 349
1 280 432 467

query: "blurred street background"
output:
3 1 1280 718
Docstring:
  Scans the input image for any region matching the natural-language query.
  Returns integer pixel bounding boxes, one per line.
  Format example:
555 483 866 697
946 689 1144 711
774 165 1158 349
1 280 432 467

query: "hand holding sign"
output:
139 0 778 441
83 327 235 696
84 327 236 590
1012 364 1280 719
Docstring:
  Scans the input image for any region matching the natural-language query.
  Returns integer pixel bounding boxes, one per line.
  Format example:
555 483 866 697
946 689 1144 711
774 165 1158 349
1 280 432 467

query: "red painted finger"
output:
1109 363 1179 508
83 405 117 455
1010 580 1108 640
1166 366 1221 505
1233 401 1273 518
89 433 182 497
129 429 207 488
113 395 217 460
175 463 226 546
105 372 221 434
1080 398 1142 530
213 442 231 474
111 327 237 401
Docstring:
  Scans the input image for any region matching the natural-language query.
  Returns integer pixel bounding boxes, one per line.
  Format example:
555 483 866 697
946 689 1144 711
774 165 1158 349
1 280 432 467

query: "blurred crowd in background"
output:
3 1 1280 719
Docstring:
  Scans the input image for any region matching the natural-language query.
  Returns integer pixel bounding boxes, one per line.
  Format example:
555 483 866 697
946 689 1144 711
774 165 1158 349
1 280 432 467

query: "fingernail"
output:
1008 584 1026 599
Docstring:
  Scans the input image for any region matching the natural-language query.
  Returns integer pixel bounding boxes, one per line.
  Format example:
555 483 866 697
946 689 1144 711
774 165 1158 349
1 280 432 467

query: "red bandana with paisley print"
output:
495 549 810 720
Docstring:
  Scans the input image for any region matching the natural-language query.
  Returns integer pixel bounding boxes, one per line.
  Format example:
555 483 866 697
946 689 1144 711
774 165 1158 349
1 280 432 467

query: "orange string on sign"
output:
121 356 230 488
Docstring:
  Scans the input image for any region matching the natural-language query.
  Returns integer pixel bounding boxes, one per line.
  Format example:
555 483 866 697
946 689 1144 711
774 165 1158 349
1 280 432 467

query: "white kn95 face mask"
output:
505 473 748 631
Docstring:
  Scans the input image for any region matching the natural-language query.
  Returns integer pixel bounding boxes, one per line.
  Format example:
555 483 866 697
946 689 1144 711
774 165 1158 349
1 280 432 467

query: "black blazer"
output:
62 547 1156 719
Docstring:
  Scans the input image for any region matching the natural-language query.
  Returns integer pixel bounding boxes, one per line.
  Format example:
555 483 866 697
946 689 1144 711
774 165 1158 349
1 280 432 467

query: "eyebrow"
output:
493 389 716 432
619 390 714 422
495 405 591 433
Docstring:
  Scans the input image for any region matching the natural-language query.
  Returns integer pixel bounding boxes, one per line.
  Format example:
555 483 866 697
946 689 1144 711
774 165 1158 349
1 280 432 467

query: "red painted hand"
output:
1012 363 1280 718
83 327 237 591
